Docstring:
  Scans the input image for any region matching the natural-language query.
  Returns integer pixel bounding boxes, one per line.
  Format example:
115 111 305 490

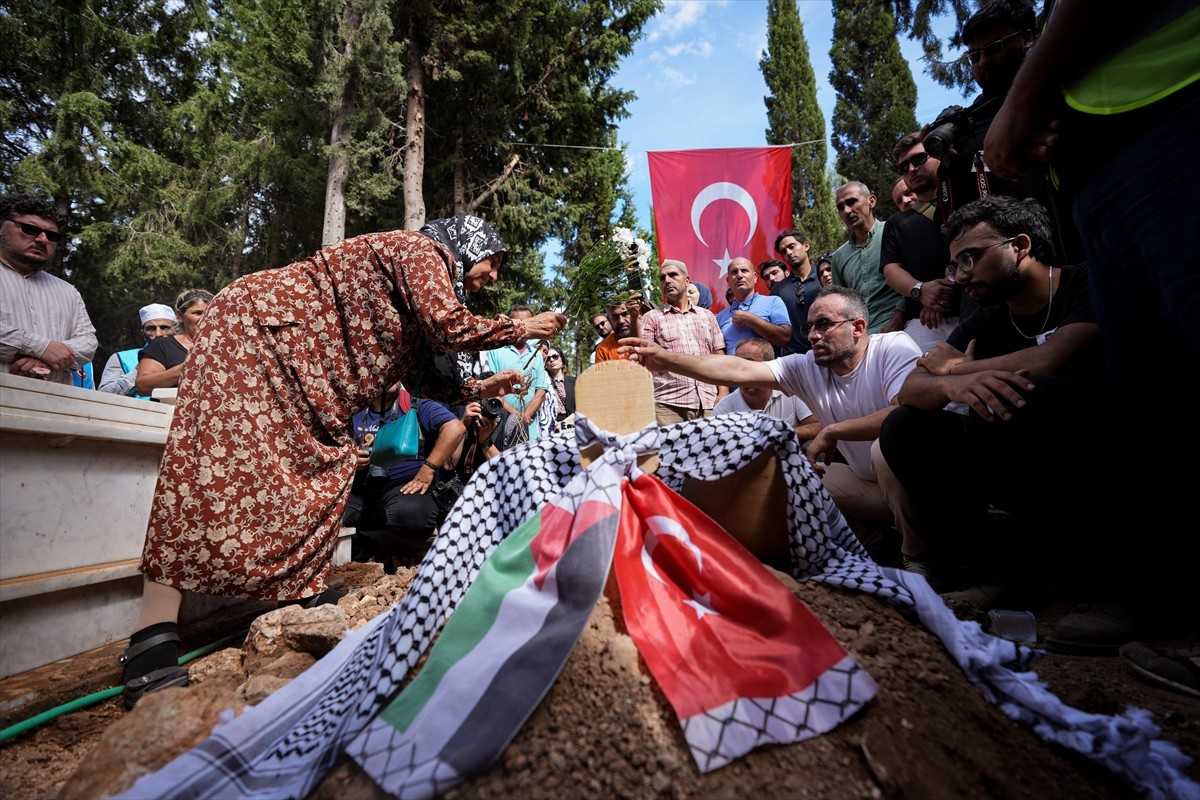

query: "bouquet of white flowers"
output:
567 227 658 324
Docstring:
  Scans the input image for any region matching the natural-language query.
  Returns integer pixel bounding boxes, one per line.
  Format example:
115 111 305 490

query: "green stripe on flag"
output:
379 509 543 731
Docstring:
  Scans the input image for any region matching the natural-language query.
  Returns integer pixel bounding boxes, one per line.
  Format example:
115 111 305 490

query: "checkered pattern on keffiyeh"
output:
117 413 1197 800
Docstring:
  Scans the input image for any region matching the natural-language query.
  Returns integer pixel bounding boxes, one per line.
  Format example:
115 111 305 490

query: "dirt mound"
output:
1 563 1197 799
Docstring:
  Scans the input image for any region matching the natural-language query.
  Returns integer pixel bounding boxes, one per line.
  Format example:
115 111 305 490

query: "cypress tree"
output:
829 0 919 217
761 0 841 253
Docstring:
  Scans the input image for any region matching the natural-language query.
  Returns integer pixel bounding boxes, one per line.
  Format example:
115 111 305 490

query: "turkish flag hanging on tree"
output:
647 146 793 313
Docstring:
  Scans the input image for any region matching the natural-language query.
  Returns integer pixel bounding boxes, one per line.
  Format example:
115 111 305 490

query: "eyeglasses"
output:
546 354 561 361
8 219 65 243
945 237 1017 279
894 151 930 175
964 30 1026 65
801 318 853 337
143 324 175 332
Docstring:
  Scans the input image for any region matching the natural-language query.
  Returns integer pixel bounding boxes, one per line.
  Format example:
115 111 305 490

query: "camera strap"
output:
972 151 993 201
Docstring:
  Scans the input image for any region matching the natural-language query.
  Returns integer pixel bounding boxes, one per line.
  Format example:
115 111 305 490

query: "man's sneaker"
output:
1045 601 1138 656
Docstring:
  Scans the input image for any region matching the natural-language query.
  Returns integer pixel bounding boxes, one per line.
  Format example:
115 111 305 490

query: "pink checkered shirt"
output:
639 302 726 410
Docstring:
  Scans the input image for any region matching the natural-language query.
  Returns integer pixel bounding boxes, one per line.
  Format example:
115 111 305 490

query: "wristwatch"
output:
909 281 923 300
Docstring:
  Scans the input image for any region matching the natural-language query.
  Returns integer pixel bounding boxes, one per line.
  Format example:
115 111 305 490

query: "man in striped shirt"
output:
638 259 726 425
0 195 97 385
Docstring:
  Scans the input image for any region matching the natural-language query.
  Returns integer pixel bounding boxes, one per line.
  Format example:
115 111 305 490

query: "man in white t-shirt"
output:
714 337 820 450
622 286 924 569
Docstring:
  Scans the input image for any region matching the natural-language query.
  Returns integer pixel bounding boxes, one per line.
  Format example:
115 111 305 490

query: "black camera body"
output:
924 104 972 158
479 396 504 421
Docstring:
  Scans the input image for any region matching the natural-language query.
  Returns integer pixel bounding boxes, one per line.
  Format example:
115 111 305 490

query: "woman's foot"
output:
119 622 189 709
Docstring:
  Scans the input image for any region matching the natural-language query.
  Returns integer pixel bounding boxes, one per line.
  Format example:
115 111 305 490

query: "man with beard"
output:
878 196 1103 597
880 132 967 352
638 259 726 425
622 285 922 564
592 296 636 363
932 0 1082 262
0 195 97 384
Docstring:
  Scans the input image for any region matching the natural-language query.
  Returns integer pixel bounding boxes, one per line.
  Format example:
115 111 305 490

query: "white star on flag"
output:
683 591 720 620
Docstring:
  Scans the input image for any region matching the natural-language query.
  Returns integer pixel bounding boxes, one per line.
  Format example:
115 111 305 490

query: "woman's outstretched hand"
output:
479 369 527 398
522 311 566 340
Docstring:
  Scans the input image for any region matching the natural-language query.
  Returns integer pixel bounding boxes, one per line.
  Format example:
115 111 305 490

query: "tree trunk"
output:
322 1 360 246
402 26 426 231
230 194 252 280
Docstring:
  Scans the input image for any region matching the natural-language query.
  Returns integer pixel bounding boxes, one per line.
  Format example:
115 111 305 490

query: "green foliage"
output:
830 0 919 218
891 0 977 91
1 0 657 366
760 0 842 256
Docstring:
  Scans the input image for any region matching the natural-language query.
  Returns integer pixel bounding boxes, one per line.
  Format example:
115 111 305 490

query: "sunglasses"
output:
546 354 561 361
8 219 65 243
800 318 853 336
894 151 931 175
964 30 1026 66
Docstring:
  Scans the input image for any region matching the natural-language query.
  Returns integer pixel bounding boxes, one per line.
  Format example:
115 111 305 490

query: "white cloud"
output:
659 66 697 87
650 40 715 62
646 0 724 42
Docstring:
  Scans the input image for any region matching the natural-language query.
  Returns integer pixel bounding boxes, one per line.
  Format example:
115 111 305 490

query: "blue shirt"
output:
716 293 790 351
485 344 550 437
351 397 458 489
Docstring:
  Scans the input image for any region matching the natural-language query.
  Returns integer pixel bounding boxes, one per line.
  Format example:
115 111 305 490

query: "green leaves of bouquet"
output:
566 228 658 326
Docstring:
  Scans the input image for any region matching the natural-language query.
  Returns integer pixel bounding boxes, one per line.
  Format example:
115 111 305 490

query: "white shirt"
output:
714 388 814 429
766 332 920 479
0 260 98 384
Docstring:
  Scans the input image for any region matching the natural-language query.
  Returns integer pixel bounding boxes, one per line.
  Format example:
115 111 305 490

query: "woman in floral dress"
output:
121 219 563 707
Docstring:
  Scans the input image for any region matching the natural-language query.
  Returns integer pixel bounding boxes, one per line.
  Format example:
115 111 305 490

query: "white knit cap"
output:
139 303 177 325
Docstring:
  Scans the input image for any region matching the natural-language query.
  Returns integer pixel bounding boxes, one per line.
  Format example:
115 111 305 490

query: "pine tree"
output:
829 0 919 218
760 0 841 254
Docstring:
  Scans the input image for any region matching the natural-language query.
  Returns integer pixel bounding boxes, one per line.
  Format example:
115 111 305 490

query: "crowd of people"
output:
2 0 1194 709
609 0 1197 680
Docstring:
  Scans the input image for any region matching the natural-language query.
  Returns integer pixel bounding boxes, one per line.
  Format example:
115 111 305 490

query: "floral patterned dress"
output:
140 230 526 600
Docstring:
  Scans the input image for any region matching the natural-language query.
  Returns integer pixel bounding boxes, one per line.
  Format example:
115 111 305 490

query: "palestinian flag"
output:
348 439 875 796
346 475 623 799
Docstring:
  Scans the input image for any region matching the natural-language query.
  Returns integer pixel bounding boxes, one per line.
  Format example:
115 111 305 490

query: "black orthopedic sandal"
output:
118 631 190 710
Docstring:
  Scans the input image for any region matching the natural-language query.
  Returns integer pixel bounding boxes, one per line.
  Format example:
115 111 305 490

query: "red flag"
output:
614 473 850 720
647 146 793 313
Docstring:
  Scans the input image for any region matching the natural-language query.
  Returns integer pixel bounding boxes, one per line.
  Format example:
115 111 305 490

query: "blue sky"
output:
612 0 971 234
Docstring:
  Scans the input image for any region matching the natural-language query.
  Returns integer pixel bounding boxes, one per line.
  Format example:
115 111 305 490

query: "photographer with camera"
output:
343 382 467 569
927 0 1082 264
456 395 504 481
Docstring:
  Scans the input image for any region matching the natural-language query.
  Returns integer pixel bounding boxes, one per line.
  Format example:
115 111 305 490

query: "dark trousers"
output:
879 377 1104 584
343 485 439 562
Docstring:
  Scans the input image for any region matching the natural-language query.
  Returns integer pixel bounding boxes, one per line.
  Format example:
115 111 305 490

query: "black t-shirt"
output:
138 336 190 370
879 208 959 320
947 263 1101 377
941 93 1085 264
770 272 821 355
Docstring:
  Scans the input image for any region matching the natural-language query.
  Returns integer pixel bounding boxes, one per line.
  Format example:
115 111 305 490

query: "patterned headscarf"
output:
418 215 509 386
419 215 508 289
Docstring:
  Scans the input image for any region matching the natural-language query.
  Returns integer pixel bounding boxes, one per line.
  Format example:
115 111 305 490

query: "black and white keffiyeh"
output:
117 414 1197 800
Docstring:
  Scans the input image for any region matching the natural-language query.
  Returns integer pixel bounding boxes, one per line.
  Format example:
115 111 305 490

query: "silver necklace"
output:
1009 267 1055 340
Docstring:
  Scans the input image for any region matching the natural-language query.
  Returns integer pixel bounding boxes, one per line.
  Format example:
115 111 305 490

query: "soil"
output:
1 561 1197 800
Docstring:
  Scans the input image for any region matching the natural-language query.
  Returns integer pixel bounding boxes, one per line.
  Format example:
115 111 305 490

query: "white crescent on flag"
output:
640 515 719 619
690 182 758 248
